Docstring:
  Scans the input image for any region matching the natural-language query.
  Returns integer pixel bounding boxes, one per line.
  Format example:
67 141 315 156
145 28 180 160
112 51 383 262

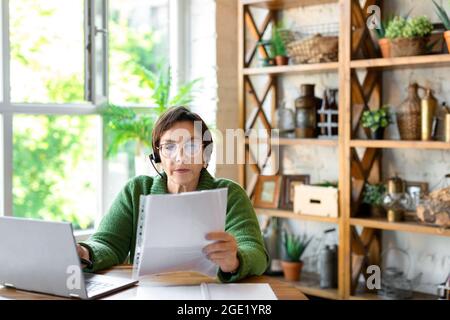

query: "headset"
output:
149 141 213 179
149 152 163 179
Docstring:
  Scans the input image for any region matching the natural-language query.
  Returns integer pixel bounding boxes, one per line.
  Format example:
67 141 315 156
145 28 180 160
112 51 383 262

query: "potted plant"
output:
385 15 434 57
280 230 311 282
374 15 394 58
433 0 450 53
272 24 289 66
361 106 392 140
362 183 387 218
102 63 201 177
257 40 276 67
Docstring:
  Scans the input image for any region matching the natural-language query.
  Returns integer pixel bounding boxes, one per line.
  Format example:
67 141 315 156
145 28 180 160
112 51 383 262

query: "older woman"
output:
77 106 268 282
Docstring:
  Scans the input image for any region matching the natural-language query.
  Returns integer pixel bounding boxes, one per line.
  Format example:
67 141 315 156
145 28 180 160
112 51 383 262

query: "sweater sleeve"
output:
217 182 269 283
79 179 136 272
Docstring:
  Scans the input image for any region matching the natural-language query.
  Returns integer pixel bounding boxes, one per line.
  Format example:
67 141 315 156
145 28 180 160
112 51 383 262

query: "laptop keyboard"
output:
85 280 114 293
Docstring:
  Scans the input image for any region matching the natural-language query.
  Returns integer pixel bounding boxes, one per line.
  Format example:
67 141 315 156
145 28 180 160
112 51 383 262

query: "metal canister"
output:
446 114 450 143
421 88 437 141
319 245 338 289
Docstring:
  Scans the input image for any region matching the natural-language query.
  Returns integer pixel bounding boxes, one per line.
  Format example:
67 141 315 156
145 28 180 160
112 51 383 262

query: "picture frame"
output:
405 181 429 211
253 175 282 209
279 175 311 210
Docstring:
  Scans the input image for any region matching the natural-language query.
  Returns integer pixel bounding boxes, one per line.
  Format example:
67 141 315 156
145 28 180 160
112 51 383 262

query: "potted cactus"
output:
280 230 312 282
385 15 434 57
361 106 392 140
433 0 450 53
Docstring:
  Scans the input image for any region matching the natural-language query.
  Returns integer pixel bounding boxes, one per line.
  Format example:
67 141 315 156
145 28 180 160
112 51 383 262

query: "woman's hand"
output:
76 244 90 268
203 232 240 274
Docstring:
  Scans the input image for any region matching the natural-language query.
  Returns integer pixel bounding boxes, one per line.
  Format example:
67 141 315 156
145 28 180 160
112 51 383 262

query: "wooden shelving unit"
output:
275 273 340 300
245 137 338 147
350 140 450 150
350 54 450 70
350 217 450 238
350 291 438 300
238 0 450 300
255 208 339 224
244 62 339 75
240 0 337 10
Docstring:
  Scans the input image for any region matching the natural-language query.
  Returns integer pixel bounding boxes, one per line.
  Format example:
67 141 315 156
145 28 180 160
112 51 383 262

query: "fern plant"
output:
102 63 201 158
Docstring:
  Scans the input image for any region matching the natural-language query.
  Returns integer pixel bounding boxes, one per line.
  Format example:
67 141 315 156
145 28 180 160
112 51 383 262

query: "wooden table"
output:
0 265 308 300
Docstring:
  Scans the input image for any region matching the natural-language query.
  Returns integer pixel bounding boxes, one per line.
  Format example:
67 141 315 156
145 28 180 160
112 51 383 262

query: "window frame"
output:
0 0 107 233
0 0 190 238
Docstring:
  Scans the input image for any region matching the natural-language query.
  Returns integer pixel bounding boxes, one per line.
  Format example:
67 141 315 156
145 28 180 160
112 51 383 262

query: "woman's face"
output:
158 121 205 187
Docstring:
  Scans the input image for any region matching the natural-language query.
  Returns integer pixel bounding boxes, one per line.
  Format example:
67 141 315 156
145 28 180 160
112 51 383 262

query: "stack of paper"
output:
133 188 228 279
128 283 278 300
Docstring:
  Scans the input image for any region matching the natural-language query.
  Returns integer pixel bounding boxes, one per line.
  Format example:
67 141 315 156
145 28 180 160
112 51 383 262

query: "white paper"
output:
124 283 277 300
133 188 228 279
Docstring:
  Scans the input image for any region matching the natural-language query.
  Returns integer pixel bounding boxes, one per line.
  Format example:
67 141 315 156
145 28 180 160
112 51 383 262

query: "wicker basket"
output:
279 23 339 64
287 35 338 64
390 37 428 57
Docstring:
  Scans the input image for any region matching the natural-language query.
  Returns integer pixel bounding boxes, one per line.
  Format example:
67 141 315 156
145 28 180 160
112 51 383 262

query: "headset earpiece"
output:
150 152 161 164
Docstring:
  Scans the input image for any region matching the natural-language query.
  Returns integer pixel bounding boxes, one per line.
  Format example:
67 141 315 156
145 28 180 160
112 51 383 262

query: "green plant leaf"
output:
433 0 450 30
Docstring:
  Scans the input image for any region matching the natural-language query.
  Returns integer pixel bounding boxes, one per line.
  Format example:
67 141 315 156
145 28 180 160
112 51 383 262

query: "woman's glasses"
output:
157 140 203 159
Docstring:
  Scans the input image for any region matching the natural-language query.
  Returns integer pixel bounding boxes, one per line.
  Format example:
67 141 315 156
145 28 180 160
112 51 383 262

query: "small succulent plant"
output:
363 183 387 206
361 106 392 132
385 15 433 39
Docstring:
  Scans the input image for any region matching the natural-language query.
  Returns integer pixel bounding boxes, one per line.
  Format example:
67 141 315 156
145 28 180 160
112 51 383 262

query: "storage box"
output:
293 185 339 218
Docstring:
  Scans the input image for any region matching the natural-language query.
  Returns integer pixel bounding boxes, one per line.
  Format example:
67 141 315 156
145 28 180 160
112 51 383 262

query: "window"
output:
1 0 107 231
1 1 188 231
13 115 100 230
10 0 86 104
109 0 170 106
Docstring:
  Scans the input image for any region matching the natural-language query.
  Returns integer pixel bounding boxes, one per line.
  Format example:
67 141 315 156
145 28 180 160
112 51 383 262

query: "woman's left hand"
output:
203 232 240 274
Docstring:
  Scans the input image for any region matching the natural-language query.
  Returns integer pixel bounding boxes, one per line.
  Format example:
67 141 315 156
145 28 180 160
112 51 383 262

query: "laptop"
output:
0 217 138 299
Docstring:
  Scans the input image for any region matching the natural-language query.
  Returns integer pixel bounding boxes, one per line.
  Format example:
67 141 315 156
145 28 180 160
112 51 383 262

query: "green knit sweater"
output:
80 168 268 283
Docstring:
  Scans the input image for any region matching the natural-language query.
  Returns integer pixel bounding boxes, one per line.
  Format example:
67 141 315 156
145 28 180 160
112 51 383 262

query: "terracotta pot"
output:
281 260 304 282
390 37 428 57
275 55 289 66
378 38 391 58
445 31 450 54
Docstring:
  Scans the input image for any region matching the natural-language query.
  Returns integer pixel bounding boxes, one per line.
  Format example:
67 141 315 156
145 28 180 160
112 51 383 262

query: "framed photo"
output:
279 175 310 210
406 181 429 211
253 176 282 209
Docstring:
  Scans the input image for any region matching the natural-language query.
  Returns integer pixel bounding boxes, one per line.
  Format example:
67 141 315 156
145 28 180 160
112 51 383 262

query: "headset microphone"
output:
149 153 164 179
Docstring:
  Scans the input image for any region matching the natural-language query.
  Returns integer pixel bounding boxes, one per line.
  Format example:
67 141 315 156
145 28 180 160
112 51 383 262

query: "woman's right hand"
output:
76 244 90 268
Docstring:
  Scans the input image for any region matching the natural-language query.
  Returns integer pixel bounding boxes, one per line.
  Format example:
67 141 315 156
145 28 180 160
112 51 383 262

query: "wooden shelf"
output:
350 140 450 150
350 54 450 70
241 0 337 10
350 292 438 300
243 62 339 75
350 217 450 237
274 274 340 300
255 208 339 223
246 137 338 147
